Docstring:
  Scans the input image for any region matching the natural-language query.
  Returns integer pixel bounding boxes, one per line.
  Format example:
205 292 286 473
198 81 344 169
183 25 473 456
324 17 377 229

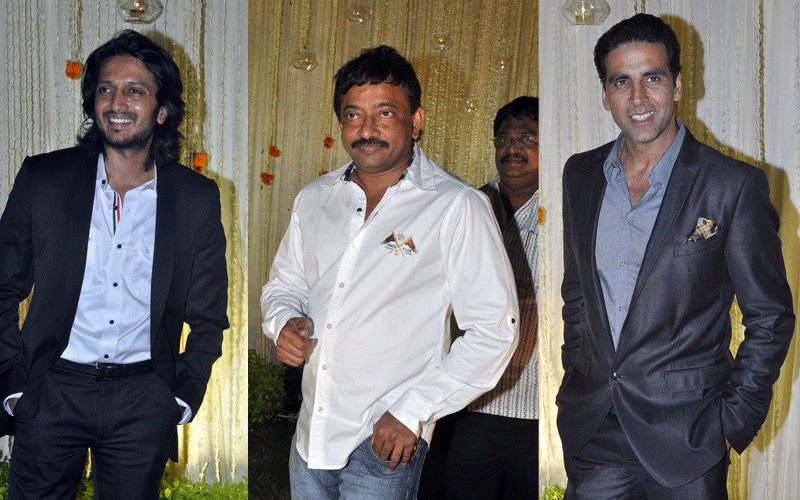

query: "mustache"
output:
351 137 389 149
500 153 528 164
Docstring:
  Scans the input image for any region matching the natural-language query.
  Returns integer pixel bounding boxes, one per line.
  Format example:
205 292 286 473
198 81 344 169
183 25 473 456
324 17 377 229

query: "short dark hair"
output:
333 45 421 121
594 13 681 86
77 30 185 167
494 96 539 137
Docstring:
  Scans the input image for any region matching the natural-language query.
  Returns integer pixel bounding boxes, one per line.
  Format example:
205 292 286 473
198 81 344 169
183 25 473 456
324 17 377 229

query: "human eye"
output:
613 78 628 87
521 136 537 146
96 86 111 94
493 136 511 148
380 110 393 118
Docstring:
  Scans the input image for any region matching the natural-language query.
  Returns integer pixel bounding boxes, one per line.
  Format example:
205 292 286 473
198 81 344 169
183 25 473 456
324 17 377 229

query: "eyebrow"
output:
342 101 399 112
608 67 668 84
97 79 149 87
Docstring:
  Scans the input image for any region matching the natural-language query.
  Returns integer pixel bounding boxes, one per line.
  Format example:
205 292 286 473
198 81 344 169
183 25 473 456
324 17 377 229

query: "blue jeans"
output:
289 433 429 500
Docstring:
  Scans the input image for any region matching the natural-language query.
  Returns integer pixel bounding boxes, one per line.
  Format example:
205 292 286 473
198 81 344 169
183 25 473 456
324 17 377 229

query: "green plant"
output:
248 349 287 426
161 475 248 499
540 484 566 500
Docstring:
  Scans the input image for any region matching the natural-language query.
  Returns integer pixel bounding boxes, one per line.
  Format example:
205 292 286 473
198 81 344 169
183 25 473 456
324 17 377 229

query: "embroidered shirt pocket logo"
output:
381 232 418 257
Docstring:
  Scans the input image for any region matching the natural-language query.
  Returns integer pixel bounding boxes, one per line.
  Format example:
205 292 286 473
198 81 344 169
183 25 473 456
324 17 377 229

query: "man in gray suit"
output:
558 13 794 499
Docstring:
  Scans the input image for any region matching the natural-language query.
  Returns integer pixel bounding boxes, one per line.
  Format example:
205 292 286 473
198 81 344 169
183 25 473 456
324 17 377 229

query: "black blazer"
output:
0 147 229 455
557 129 794 487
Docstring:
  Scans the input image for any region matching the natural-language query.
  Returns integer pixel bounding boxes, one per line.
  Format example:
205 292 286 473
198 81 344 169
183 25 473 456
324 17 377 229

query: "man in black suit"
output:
0 30 228 499
558 14 794 499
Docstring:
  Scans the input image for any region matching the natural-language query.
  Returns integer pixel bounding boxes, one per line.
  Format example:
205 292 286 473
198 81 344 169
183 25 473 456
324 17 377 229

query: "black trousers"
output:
9 361 181 500
444 411 538 500
564 407 729 500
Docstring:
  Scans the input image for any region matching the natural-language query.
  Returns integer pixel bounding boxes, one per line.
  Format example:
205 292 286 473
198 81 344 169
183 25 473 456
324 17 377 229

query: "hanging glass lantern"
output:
561 0 610 26
116 0 164 24
291 50 318 71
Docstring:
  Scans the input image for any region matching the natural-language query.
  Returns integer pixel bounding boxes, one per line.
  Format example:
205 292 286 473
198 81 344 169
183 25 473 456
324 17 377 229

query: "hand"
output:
725 439 731 452
9 397 18 414
276 317 315 367
370 411 417 471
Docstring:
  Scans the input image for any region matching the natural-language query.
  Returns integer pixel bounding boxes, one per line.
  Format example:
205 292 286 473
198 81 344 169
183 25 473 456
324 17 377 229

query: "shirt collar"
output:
603 118 686 189
96 154 158 191
327 143 435 191
487 174 539 216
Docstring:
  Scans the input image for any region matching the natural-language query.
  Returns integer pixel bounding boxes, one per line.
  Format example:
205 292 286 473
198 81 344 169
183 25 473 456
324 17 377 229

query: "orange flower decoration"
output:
323 136 334 149
192 152 208 173
318 170 329 176
538 206 545 225
268 146 281 157
66 60 81 80
261 173 275 185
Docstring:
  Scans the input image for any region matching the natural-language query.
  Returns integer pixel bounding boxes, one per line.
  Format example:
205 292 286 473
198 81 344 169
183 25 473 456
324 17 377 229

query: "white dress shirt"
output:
61 154 156 364
261 144 519 469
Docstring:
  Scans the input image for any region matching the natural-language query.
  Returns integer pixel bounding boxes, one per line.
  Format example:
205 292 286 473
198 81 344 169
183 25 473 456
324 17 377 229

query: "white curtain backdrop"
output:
0 0 248 484
539 1 800 498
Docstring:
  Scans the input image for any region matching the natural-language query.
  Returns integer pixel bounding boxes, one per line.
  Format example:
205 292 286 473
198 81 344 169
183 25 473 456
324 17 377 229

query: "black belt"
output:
54 358 154 381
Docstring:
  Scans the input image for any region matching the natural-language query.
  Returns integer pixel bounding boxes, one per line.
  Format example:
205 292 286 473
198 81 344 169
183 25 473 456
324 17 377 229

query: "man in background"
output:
261 45 518 499
558 14 794 498
445 96 540 500
0 30 228 499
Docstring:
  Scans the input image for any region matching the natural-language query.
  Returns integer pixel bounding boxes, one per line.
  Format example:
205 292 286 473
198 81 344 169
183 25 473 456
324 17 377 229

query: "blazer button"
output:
611 372 620 380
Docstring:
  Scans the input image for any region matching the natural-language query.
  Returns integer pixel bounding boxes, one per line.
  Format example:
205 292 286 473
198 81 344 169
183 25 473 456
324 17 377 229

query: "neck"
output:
620 118 678 177
103 146 155 200
499 179 537 214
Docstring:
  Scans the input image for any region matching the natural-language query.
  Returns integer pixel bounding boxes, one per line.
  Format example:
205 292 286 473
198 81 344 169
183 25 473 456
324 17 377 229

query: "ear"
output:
411 106 425 141
601 86 610 111
157 106 167 125
673 73 683 102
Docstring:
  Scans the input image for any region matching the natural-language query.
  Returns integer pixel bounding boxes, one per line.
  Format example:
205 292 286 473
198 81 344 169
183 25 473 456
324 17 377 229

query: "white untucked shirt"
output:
261 144 519 469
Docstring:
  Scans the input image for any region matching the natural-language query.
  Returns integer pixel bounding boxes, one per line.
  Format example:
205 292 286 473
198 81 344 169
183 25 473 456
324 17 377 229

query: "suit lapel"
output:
581 146 616 345
628 130 701 311
64 155 98 314
150 164 177 345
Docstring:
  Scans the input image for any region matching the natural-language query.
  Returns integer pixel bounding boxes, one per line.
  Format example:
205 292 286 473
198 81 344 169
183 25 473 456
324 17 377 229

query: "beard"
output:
98 109 160 155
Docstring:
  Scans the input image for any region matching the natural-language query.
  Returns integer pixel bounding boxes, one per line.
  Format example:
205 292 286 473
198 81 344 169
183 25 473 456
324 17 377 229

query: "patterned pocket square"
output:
684 217 719 243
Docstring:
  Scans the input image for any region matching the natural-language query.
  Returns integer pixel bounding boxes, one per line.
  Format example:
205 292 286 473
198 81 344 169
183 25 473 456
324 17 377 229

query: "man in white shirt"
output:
445 96 539 500
261 46 519 499
0 31 228 499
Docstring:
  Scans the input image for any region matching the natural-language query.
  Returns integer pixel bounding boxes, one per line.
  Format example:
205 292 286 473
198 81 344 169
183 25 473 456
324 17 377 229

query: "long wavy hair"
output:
77 30 185 168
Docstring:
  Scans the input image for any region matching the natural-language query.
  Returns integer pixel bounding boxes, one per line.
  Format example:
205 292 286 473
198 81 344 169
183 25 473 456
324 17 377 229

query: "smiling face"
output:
338 81 424 176
494 117 539 192
602 41 682 155
94 55 167 155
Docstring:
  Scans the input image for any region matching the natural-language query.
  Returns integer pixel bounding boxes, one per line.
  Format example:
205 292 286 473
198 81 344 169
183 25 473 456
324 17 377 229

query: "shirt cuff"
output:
176 397 192 424
3 393 23 416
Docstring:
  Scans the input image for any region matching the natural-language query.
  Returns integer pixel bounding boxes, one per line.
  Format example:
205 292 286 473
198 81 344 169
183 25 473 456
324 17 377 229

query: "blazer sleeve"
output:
173 180 229 418
0 159 35 399
721 166 795 452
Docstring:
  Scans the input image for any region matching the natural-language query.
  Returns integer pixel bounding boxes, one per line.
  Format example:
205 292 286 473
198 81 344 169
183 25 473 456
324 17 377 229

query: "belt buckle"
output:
95 362 121 381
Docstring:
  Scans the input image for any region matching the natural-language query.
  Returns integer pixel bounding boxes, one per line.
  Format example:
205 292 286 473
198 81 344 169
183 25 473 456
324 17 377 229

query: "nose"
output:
109 90 126 112
358 115 378 138
631 80 648 105
507 138 525 153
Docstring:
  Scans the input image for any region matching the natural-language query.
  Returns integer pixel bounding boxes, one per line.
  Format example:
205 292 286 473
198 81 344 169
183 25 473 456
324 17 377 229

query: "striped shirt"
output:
470 176 539 419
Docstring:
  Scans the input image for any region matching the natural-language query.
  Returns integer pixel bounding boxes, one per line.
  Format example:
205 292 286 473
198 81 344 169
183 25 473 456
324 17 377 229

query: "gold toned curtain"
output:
248 0 539 359
540 1 800 498
0 0 248 484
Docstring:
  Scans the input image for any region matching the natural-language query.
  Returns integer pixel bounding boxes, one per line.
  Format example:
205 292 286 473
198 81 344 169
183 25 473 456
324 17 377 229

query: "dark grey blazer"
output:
557 129 794 487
